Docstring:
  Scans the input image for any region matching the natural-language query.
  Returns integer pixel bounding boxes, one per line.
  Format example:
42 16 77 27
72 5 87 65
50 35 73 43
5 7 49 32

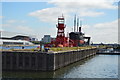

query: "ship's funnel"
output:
79 27 81 32
79 20 82 32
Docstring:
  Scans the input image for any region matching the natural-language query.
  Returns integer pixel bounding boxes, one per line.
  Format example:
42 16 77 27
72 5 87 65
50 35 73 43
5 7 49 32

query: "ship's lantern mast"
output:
56 15 66 38
58 17 64 24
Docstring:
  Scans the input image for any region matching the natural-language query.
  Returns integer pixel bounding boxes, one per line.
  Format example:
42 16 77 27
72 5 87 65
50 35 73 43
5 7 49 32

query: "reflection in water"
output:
2 55 118 79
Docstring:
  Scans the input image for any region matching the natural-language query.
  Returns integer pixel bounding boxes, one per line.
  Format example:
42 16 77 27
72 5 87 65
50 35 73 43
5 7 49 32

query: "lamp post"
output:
40 41 42 51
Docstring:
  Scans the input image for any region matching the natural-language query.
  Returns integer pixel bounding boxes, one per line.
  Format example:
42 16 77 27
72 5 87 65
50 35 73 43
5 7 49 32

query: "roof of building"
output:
12 35 30 38
0 31 37 38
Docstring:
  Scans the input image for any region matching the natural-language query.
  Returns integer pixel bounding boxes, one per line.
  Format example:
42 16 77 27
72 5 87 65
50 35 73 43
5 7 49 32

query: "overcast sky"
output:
0 0 119 44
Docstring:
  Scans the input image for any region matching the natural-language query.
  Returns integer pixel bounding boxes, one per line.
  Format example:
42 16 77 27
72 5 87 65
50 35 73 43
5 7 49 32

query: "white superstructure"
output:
0 39 34 45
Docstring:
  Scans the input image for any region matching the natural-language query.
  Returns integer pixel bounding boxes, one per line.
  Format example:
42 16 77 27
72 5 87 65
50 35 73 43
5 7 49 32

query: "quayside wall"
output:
2 48 97 71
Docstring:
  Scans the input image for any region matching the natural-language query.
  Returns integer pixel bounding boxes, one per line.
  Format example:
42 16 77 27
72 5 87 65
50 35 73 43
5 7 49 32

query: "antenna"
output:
74 14 76 32
77 17 79 32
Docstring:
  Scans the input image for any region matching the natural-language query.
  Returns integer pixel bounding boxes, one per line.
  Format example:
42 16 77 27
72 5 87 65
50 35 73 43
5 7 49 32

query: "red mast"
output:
56 15 65 38
56 15 66 45
45 15 74 47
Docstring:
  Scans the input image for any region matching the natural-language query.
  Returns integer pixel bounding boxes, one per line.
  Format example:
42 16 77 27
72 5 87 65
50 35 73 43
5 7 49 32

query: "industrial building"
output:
0 31 38 41
0 31 38 45
41 35 51 43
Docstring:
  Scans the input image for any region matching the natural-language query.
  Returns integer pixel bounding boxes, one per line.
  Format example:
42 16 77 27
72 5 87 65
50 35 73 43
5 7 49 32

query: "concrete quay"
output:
2 48 97 71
